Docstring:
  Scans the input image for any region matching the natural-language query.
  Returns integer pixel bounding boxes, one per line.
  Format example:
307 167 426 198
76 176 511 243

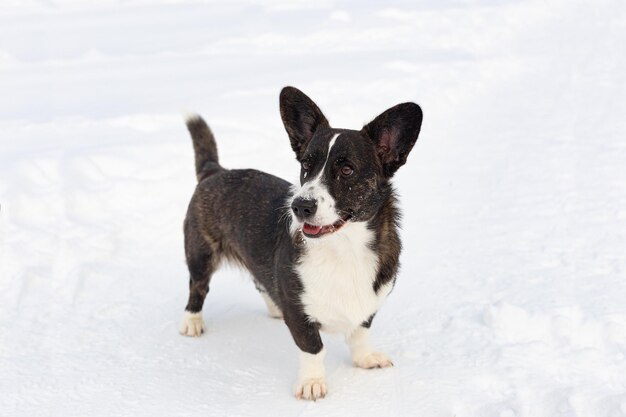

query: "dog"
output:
179 86 423 400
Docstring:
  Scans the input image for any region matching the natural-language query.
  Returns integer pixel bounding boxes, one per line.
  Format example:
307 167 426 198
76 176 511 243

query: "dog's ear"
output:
362 102 423 178
280 86 329 161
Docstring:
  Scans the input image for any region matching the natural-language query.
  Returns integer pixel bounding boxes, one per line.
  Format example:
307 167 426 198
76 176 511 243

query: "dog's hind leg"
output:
179 217 219 337
261 292 283 319
346 324 393 369
252 280 283 319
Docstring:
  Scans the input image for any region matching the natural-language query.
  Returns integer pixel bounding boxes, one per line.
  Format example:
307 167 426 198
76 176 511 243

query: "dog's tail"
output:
185 114 222 182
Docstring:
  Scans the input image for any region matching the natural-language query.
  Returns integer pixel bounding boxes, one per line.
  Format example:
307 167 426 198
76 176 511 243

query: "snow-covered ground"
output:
1 0 626 416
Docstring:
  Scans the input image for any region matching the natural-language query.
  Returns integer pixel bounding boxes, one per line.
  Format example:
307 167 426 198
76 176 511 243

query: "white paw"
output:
179 311 205 337
295 378 327 401
353 351 394 369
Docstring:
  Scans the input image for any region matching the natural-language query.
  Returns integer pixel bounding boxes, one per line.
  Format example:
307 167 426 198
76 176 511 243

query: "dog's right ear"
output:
280 86 329 161
362 102 423 178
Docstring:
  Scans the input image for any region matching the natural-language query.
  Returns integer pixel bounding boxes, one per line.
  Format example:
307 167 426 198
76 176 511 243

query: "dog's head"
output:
280 86 423 239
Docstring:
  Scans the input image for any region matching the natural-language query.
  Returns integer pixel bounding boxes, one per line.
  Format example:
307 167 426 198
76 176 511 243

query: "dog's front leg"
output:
346 325 394 369
283 312 326 401
296 347 326 401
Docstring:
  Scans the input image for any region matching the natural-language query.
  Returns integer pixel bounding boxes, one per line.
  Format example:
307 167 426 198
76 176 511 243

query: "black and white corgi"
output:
179 86 423 400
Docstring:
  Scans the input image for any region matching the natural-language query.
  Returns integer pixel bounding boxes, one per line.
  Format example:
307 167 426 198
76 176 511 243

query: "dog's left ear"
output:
362 102 423 178
280 86 329 161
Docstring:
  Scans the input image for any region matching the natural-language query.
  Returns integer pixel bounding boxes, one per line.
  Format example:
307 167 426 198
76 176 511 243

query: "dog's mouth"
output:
301 214 352 238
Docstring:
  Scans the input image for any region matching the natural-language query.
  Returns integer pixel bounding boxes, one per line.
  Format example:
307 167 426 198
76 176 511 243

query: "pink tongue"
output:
303 223 322 235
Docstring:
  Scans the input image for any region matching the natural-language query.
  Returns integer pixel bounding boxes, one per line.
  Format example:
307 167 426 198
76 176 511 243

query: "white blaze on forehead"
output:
303 134 337 181
303 133 340 186
326 133 339 162
312 132 339 183
310 132 339 185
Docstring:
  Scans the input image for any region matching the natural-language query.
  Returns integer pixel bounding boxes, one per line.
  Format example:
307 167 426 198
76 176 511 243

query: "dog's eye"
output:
341 165 354 177
302 161 311 171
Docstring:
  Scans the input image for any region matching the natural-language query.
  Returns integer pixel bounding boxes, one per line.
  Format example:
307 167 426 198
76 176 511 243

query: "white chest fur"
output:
296 222 393 334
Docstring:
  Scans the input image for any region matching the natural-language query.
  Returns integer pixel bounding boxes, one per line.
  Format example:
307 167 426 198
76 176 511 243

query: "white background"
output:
1 1 625 416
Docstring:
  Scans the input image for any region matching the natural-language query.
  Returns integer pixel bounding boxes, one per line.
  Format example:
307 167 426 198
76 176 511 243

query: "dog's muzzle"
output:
291 197 317 221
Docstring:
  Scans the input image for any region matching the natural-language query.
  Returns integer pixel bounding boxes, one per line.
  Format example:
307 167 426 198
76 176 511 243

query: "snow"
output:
1 0 626 416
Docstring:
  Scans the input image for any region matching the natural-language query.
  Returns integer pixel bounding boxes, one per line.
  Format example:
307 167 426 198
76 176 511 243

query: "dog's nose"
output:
291 197 317 220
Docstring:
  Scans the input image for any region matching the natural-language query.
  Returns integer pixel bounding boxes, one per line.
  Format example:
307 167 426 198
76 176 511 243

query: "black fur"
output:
181 86 422 383
362 102 423 178
186 115 221 181
280 86 329 161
